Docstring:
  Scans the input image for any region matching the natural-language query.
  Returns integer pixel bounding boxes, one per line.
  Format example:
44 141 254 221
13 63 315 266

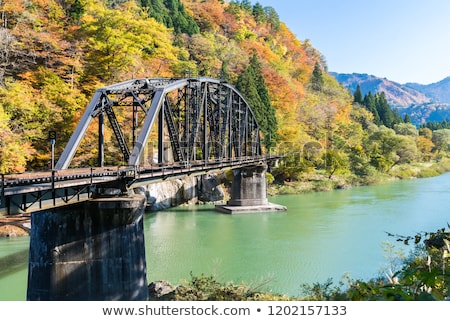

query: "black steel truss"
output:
55 77 262 169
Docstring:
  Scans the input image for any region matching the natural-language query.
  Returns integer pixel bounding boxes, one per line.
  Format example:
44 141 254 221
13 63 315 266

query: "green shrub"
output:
173 273 290 301
418 168 440 178
391 166 417 179
312 180 334 192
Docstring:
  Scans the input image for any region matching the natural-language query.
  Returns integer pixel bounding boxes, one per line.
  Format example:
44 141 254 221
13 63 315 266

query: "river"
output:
1 173 449 300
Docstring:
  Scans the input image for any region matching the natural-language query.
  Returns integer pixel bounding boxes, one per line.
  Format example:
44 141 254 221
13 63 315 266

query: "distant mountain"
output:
330 72 450 125
401 103 450 125
330 72 431 107
405 77 450 103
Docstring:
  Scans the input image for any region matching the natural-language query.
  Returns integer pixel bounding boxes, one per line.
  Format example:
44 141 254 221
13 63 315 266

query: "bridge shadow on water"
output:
147 206 219 214
0 249 29 279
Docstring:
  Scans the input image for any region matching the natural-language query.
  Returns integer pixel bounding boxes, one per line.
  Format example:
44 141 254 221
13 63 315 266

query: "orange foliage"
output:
184 0 226 32
0 0 26 15
334 102 352 124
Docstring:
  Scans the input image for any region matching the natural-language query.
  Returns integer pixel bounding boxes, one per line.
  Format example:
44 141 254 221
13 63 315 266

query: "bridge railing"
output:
1 155 280 188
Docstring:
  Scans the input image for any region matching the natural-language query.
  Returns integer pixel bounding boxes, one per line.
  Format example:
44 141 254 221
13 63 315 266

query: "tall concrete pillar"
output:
227 164 269 206
27 195 148 301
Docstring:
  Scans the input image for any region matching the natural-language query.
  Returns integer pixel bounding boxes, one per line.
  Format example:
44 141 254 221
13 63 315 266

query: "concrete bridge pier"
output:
216 163 286 214
27 195 148 301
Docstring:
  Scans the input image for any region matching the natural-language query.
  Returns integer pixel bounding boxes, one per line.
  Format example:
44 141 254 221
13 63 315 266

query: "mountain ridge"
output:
405 76 450 103
330 72 450 124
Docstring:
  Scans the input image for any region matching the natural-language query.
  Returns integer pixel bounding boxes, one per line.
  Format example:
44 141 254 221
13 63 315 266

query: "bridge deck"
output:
1 156 279 216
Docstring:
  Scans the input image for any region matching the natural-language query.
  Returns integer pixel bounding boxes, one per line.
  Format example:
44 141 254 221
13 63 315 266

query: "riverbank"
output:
267 158 450 196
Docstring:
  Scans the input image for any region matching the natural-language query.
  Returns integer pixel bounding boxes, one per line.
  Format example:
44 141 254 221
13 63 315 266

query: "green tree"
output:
63 0 87 22
393 135 419 165
0 104 33 173
264 6 280 30
367 126 419 172
141 0 199 35
350 104 374 130
419 127 433 139
322 149 348 179
432 129 450 154
80 1 180 82
272 144 309 181
363 91 380 124
252 2 266 23
353 84 363 104
220 60 231 83
348 145 374 176
366 126 399 172
375 92 395 128
301 226 450 301
403 113 412 123
240 0 253 12
311 62 324 91
393 123 418 137
0 68 88 169
235 52 278 149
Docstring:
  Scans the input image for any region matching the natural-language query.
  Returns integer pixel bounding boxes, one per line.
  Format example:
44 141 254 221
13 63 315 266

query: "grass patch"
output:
417 158 450 178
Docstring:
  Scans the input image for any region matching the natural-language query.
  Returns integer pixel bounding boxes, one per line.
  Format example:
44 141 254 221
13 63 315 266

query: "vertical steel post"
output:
52 170 56 206
230 90 234 159
1 174 4 208
98 112 104 167
51 140 55 170
132 99 138 149
158 101 164 164
203 82 208 161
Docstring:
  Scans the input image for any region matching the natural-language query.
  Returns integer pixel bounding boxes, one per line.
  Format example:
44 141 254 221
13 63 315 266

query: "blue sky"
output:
254 0 450 84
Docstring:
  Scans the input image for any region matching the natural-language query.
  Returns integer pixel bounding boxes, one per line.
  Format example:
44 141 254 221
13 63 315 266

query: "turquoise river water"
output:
1 173 449 300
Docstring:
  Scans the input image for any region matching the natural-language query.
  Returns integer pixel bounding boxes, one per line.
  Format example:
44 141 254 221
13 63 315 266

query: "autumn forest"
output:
1 0 449 187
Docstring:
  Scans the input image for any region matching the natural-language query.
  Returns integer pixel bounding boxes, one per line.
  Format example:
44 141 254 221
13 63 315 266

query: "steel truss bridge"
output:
1 77 276 215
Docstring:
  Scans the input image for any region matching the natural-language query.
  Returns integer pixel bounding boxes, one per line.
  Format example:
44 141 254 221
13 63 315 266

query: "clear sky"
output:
254 0 450 85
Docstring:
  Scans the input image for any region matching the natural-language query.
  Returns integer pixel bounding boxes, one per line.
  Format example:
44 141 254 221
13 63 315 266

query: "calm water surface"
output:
1 173 449 300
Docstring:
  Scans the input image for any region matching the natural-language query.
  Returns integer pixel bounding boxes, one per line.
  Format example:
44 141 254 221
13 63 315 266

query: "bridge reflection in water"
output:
0 77 285 300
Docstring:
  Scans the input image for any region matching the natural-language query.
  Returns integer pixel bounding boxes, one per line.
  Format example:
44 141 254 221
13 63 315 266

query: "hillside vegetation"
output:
0 0 449 186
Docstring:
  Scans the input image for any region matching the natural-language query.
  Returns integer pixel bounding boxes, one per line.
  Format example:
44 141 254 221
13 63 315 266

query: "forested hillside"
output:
1 0 449 184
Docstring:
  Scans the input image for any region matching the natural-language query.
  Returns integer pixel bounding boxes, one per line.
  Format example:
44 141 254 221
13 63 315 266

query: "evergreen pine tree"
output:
393 109 404 125
141 0 199 35
236 53 278 149
403 113 412 123
240 0 253 12
220 61 231 83
353 84 363 104
311 62 324 91
375 92 394 128
252 3 266 23
363 92 380 124
264 6 281 30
